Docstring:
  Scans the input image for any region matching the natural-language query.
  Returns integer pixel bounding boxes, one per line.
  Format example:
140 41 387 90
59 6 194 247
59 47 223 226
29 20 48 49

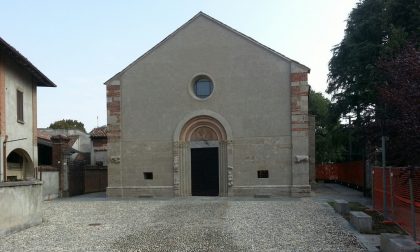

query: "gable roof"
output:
105 12 310 84
37 129 52 141
90 125 107 138
0 37 56 87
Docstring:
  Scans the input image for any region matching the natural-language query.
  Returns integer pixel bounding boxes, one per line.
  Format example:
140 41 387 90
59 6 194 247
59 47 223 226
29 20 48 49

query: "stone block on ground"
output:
380 233 407 252
349 211 372 233
380 233 420 252
333 199 349 215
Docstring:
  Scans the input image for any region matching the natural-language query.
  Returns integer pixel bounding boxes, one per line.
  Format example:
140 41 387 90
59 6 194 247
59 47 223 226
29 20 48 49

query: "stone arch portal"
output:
174 115 232 196
6 148 34 181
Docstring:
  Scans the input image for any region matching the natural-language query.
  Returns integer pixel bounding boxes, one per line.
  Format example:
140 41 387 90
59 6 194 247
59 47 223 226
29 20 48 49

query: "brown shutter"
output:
17 90 23 122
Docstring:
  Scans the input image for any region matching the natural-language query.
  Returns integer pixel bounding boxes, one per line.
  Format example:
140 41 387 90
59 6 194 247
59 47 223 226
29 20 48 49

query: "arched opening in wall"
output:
177 115 228 196
6 149 34 181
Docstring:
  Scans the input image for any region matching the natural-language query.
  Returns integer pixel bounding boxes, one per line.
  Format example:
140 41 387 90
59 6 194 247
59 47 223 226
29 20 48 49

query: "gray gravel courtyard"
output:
0 196 366 252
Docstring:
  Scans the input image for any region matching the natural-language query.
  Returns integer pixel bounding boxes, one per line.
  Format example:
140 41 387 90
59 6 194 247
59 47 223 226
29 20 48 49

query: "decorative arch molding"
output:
179 115 227 142
173 110 233 196
173 109 233 142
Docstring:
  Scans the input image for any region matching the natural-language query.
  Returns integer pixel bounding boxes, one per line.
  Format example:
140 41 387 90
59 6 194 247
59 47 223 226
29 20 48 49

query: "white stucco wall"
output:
0 181 43 236
38 171 59 200
2 54 37 180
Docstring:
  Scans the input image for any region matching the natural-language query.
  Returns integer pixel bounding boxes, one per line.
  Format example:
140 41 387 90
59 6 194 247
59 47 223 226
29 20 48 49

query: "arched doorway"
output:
174 113 232 196
6 149 34 181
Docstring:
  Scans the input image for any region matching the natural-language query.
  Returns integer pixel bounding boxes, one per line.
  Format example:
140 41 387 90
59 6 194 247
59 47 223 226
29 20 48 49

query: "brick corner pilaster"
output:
290 70 310 187
106 81 121 143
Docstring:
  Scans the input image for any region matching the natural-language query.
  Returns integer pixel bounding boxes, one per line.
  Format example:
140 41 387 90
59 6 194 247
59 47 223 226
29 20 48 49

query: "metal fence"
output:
372 166 419 241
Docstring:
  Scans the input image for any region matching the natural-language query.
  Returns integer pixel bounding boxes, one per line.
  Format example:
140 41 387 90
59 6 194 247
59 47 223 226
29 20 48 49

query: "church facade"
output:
105 12 311 197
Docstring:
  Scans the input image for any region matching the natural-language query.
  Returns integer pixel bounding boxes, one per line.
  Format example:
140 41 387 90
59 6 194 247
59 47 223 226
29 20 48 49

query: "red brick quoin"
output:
290 72 308 82
106 84 121 140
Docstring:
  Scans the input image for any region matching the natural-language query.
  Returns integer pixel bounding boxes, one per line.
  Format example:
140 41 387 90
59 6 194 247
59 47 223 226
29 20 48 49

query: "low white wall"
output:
39 171 59 200
0 181 43 236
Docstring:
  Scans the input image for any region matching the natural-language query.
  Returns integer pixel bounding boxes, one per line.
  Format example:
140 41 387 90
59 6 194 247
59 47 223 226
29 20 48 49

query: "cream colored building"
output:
0 37 56 182
105 12 311 197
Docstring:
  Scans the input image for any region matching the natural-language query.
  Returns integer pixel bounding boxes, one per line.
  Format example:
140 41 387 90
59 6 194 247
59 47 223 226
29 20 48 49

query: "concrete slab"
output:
311 182 372 207
380 233 420 252
356 234 380 252
388 238 419 252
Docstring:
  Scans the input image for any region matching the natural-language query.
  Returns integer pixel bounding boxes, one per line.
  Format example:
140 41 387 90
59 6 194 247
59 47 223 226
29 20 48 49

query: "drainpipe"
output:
2 135 7 182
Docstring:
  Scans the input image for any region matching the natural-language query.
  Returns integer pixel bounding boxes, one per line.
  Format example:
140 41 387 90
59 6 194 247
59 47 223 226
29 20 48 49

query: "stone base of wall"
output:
107 186 174 198
0 181 43 236
232 185 311 197
290 185 311 197
107 184 311 197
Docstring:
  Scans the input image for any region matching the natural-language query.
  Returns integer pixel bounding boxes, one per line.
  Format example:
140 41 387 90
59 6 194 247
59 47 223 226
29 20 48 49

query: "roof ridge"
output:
0 36 57 87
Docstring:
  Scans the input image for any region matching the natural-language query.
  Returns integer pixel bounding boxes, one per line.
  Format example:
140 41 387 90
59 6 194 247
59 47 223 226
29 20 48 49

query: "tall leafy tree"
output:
327 0 420 163
377 45 420 165
328 0 385 126
48 119 86 133
309 90 347 163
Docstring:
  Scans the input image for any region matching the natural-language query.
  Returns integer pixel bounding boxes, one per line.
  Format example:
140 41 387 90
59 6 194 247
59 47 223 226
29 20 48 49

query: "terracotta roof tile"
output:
90 126 107 138
37 129 51 141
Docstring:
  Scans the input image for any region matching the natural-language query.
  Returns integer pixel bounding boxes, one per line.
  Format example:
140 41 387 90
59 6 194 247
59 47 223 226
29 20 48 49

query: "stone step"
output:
350 211 372 233
333 199 349 215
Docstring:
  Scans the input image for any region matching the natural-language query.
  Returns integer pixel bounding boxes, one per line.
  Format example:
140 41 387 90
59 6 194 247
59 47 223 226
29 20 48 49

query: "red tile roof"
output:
90 126 107 138
37 129 51 141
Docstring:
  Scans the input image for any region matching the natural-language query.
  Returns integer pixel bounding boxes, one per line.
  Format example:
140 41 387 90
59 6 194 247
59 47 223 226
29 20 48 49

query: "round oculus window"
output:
193 78 213 99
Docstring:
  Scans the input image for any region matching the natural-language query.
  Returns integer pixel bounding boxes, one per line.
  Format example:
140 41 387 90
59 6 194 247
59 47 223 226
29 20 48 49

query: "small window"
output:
7 176 18 182
143 172 153 180
257 170 269 178
17 90 24 123
194 78 213 99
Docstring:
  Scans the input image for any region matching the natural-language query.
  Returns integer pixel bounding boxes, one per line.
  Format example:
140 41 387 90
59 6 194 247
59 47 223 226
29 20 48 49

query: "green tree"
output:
377 44 420 165
327 0 419 163
48 119 86 132
309 90 347 163
328 0 385 126
328 0 419 124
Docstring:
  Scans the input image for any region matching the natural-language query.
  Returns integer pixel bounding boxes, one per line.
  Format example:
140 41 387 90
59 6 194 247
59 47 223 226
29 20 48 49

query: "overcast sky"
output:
0 1 358 131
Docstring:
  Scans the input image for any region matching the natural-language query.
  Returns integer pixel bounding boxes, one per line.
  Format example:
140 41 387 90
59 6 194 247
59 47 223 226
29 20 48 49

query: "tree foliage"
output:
328 0 419 124
48 119 86 133
327 0 419 164
377 45 420 165
309 90 347 163
328 0 385 125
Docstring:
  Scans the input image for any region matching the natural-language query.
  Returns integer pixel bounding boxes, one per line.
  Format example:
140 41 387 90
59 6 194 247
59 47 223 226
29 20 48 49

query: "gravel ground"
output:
0 197 366 252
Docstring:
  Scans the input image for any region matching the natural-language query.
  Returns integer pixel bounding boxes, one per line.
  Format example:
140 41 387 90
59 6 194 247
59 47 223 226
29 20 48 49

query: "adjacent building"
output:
0 37 56 182
105 12 311 197
0 36 55 236
90 126 108 167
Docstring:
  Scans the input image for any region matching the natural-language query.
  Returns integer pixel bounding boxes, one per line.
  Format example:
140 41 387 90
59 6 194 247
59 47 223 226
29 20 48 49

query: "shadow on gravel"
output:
111 201 244 251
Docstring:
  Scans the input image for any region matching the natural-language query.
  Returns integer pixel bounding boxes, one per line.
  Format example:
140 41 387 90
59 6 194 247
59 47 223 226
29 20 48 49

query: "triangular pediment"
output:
105 12 309 84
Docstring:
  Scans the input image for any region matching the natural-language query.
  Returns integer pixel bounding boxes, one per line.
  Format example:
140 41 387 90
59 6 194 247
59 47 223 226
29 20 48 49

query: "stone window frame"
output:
189 74 215 101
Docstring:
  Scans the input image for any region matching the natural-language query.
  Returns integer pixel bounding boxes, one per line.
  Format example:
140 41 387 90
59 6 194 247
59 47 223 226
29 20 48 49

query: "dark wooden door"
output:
191 147 219 196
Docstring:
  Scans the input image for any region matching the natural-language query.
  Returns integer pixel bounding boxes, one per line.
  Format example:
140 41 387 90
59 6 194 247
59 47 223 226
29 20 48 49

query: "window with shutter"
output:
17 90 24 123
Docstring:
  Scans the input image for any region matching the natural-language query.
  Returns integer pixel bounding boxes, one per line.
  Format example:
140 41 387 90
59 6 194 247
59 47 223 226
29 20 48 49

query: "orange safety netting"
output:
316 161 364 188
372 167 420 241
